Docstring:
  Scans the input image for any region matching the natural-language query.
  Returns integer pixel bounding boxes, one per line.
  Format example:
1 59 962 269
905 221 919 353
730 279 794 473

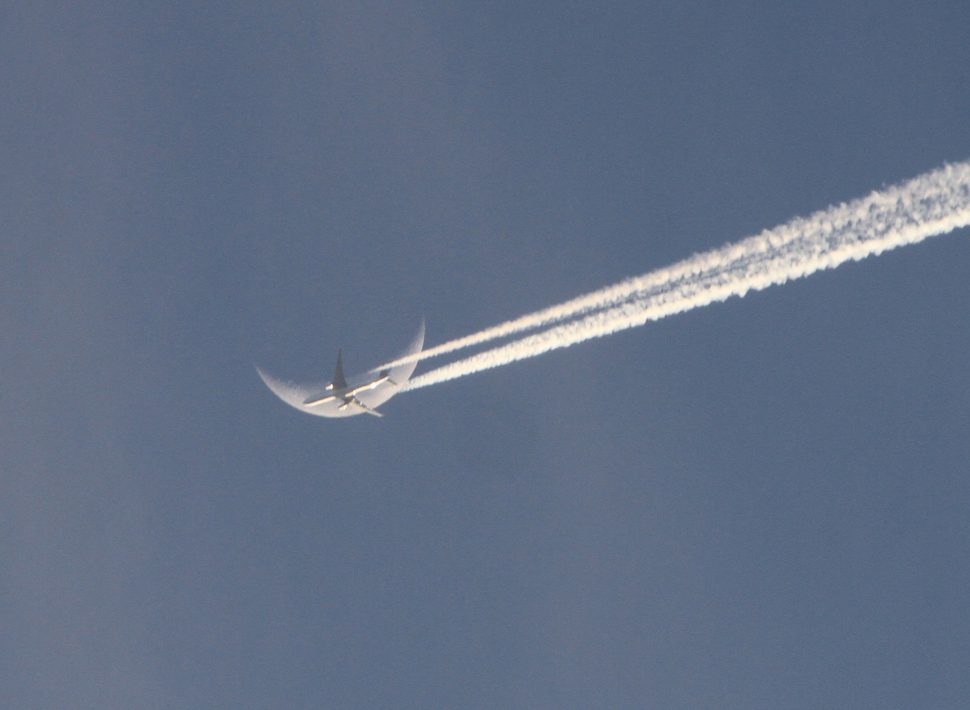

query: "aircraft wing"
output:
304 372 394 407
345 373 395 398
303 393 336 407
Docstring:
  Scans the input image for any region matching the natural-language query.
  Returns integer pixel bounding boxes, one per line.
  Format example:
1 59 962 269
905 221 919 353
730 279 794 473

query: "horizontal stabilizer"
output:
342 397 383 417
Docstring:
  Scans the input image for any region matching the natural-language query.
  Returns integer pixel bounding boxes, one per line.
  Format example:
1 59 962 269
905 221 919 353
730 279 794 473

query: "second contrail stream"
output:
402 161 970 391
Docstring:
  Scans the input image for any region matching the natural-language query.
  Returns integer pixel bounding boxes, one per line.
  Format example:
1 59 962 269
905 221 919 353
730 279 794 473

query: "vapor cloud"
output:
402 161 970 391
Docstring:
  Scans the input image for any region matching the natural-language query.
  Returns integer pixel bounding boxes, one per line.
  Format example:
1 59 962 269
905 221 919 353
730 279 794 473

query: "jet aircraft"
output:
302 349 392 416
256 320 425 419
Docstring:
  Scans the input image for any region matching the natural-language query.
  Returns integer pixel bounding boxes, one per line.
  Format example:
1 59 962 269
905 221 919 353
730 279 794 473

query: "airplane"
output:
256 319 425 419
302 349 395 417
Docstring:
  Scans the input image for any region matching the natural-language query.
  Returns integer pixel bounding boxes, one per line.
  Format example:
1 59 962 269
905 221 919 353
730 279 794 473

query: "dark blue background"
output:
2 2 969 707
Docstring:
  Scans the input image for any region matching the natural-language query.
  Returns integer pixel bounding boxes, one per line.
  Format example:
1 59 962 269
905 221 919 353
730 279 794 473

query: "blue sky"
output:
3 2 970 708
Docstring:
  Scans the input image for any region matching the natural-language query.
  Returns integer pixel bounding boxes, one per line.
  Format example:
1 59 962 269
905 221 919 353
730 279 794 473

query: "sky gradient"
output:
3 2 970 708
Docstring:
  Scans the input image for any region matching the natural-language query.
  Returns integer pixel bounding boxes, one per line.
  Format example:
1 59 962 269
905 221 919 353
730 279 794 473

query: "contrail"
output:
403 161 970 391
380 161 970 373
373 265 708 370
373 200 868 371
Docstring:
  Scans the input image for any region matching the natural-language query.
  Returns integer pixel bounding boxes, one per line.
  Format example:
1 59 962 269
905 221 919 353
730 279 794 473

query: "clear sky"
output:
3 2 969 708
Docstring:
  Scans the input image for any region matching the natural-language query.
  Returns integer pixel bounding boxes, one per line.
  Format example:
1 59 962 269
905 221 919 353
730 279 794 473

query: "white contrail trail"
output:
373 197 874 371
374 264 706 370
380 161 970 373
403 161 970 391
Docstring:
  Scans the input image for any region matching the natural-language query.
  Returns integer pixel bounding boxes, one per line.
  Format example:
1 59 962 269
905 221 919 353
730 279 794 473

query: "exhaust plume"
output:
403 161 970 391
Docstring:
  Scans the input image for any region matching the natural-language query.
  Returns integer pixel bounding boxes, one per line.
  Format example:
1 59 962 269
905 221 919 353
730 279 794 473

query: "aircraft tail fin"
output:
332 349 348 389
